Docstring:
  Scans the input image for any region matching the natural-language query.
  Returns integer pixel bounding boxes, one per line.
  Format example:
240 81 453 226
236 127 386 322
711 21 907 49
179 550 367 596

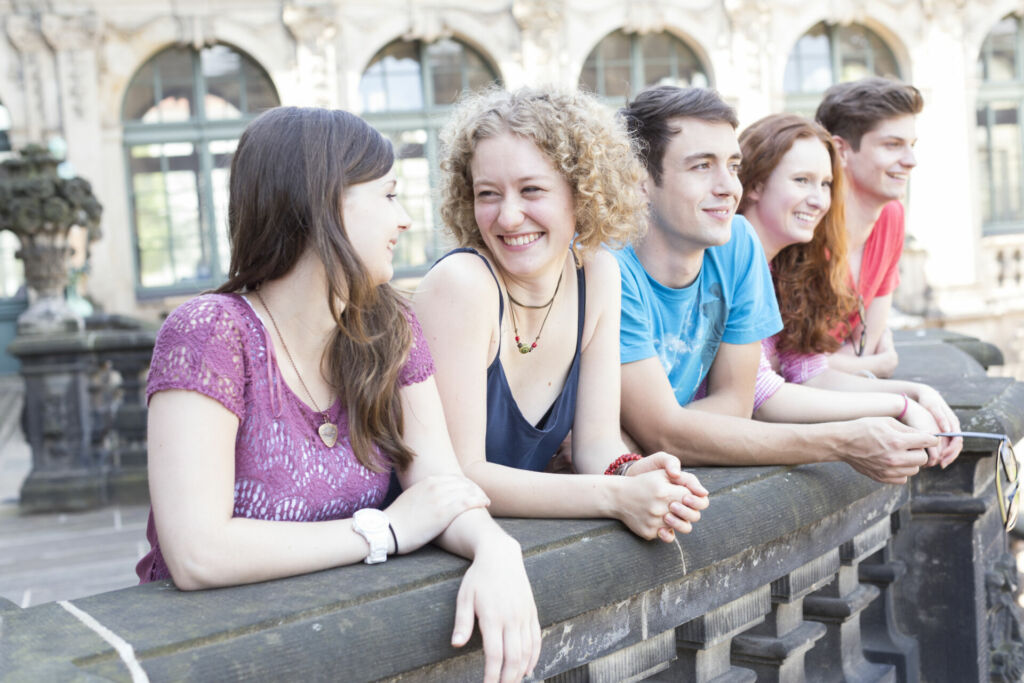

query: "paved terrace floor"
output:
1 375 1023 617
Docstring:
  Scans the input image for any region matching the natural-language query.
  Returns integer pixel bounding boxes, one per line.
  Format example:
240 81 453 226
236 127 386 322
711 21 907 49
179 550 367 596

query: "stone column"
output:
672 586 770 681
803 517 896 682
731 550 834 682
283 3 339 109
4 12 61 143
513 0 567 87
39 12 105 196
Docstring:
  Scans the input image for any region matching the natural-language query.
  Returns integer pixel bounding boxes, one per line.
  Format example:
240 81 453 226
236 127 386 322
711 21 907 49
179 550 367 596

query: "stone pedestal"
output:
8 320 156 512
890 329 1024 681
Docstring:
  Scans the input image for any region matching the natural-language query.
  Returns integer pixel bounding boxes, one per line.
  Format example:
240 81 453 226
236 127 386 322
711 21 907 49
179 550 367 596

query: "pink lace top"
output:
752 334 829 412
136 293 434 583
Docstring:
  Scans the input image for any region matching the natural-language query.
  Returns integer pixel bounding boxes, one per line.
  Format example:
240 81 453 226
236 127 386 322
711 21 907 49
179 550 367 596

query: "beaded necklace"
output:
507 267 564 354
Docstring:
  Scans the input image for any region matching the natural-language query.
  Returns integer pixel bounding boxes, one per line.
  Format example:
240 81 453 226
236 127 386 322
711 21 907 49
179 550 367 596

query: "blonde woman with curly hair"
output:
413 87 708 543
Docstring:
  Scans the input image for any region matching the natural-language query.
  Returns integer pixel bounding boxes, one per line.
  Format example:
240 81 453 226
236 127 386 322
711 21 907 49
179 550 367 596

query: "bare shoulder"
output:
581 248 622 309
414 251 499 310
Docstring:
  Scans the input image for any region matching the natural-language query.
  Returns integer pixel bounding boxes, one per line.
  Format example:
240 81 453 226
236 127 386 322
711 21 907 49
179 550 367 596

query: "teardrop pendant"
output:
318 421 339 448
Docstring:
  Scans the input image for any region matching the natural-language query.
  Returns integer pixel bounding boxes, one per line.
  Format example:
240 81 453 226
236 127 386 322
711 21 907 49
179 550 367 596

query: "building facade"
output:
2 0 1023 370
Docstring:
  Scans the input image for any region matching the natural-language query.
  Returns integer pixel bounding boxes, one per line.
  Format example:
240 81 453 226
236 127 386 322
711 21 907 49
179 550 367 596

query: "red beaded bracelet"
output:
605 453 643 476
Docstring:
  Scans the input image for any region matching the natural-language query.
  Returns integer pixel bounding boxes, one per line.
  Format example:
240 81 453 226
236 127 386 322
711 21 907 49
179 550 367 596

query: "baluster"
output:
668 586 770 681
859 510 919 682
730 550 834 682
803 517 896 682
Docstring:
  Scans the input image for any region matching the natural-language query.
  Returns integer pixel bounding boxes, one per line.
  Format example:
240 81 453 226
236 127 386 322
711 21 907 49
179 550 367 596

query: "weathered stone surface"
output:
3 461 906 681
1 329 1019 682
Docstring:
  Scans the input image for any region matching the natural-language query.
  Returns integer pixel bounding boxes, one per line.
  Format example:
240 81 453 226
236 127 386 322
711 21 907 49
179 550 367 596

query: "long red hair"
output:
738 113 857 354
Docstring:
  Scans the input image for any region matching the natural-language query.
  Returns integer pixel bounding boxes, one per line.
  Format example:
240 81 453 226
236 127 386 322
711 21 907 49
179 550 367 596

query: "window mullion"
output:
420 42 435 112
158 148 179 282
193 50 207 123
829 24 842 86
630 34 643 97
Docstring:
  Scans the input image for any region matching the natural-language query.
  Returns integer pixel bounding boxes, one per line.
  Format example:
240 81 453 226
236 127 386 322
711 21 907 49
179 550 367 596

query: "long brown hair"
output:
218 106 415 472
738 113 857 355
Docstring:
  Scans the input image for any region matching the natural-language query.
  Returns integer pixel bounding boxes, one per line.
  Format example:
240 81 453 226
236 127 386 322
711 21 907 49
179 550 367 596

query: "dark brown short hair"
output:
620 86 739 186
815 77 923 151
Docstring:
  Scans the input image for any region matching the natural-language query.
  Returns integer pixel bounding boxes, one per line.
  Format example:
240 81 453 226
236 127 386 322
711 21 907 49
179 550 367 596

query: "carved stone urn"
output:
0 144 102 334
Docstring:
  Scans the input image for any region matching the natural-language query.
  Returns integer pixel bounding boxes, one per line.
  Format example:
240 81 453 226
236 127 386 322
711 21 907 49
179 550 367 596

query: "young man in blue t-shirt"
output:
615 86 937 483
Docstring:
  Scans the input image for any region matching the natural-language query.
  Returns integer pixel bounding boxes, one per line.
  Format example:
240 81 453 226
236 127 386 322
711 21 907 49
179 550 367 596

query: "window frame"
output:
578 29 710 104
359 38 501 278
976 14 1024 235
121 44 278 299
784 22 902 115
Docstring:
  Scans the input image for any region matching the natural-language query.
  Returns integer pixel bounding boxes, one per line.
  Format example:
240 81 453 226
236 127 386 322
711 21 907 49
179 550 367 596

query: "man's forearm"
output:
636 408 844 466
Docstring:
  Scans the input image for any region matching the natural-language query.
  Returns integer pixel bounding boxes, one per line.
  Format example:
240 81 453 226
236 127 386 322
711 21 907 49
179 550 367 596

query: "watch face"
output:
354 508 388 532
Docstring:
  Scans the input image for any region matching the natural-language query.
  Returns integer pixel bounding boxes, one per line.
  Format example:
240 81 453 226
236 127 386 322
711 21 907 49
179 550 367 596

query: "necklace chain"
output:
255 290 339 447
507 267 564 355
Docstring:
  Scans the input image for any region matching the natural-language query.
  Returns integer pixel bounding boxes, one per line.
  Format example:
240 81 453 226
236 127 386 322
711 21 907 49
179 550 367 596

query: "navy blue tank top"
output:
439 248 585 472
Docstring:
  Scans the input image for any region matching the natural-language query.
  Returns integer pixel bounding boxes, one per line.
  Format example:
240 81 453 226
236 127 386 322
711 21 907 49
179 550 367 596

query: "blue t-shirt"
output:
615 215 782 406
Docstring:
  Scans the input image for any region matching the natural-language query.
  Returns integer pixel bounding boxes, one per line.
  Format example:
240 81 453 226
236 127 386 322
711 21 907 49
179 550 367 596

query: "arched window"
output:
784 22 901 113
579 30 709 102
977 15 1024 233
122 44 279 294
360 38 499 274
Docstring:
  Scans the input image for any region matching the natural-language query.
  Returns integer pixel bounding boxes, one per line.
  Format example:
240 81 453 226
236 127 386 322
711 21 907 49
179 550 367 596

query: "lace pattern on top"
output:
137 293 434 583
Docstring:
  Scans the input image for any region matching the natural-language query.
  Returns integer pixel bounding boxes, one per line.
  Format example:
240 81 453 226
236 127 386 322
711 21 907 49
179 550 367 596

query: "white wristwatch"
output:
352 508 390 564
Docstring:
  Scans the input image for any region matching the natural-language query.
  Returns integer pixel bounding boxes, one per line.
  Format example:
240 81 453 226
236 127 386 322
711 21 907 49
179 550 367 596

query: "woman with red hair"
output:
738 113 961 469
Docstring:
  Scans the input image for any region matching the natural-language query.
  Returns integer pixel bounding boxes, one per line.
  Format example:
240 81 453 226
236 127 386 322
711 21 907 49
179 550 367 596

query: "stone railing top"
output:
3 332 1023 681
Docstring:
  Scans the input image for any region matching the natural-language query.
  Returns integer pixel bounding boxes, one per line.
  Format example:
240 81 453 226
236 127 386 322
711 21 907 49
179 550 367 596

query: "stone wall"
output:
3 331 1023 681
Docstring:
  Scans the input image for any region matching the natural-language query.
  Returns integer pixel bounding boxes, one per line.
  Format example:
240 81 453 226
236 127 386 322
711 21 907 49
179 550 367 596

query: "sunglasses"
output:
850 295 867 357
936 431 1019 531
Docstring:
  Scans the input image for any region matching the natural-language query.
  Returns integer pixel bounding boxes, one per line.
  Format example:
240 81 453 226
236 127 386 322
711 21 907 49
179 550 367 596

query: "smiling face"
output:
643 117 742 253
469 132 576 280
745 136 834 259
837 114 917 206
341 170 411 285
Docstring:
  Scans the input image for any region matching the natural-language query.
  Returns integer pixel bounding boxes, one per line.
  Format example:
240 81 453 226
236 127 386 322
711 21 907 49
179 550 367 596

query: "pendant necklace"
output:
507 267 564 354
255 290 339 448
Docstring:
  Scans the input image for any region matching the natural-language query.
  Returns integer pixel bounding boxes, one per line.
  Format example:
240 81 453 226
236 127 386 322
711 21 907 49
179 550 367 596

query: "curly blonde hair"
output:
439 86 647 262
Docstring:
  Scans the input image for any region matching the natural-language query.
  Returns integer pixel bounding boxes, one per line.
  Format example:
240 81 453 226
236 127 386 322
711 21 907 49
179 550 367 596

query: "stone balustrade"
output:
3 330 1023 681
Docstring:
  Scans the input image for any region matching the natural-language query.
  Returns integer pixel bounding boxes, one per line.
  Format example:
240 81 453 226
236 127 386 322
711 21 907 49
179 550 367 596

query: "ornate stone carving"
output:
283 3 338 109
175 13 217 50
513 0 563 74
39 12 103 52
0 145 102 334
986 553 1024 681
5 14 48 54
283 3 337 44
404 5 452 44
623 0 666 35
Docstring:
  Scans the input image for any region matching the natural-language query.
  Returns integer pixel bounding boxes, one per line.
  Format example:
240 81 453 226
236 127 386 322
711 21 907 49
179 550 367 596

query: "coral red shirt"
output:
853 200 904 309
833 201 905 340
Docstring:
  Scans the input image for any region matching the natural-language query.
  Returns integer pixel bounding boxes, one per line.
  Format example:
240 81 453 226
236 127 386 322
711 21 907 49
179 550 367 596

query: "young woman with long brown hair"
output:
737 113 962 469
138 106 539 682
